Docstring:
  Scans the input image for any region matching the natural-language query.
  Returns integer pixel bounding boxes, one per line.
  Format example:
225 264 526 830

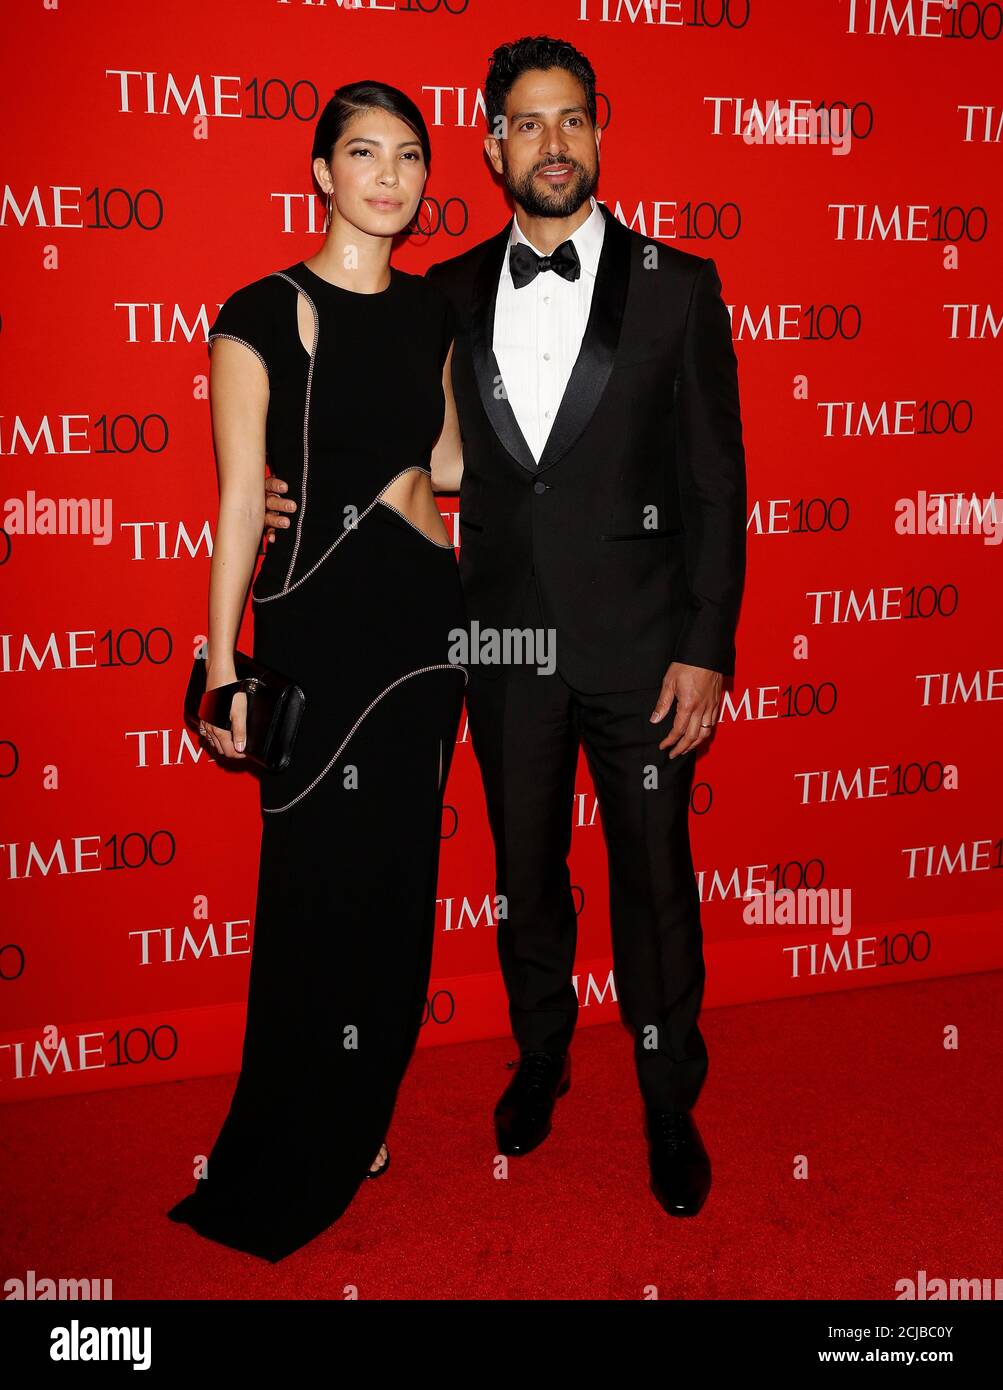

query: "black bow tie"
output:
509 239 581 289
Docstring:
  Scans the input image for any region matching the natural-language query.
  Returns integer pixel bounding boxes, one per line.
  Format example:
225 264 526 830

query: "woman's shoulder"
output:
215 268 294 316
208 269 296 369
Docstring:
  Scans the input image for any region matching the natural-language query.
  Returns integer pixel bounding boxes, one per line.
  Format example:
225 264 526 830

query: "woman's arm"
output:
202 339 269 758
430 340 463 494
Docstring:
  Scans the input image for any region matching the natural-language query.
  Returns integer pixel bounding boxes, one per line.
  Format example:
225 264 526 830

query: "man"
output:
264 37 747 1216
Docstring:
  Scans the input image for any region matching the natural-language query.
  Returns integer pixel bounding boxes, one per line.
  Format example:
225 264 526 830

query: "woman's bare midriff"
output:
377 468 452 546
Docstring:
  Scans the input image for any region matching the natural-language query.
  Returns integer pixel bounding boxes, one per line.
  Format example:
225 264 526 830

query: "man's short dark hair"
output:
484 36 597 138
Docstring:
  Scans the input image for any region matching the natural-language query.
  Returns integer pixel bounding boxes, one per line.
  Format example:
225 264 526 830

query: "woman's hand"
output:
199 674 248 760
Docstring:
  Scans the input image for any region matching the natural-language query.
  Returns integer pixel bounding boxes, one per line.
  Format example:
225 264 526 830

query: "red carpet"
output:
2 972 999 1300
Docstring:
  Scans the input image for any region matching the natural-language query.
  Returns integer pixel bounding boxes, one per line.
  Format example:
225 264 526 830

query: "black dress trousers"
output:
464 575 709 1112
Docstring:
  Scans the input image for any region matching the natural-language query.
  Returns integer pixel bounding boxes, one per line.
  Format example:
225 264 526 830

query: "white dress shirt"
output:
493 194 606 462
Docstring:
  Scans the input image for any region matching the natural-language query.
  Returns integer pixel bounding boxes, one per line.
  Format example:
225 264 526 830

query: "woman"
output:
167 81 467 1262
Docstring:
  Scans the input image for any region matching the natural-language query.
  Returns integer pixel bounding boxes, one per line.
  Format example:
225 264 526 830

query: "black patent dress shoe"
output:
494 1050 571 1156
645 1107 712 1216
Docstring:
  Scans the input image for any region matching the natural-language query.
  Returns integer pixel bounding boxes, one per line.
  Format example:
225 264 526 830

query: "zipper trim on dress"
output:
375 494 455 549
268 270 319 593
207 333 270 378
253 465 436 604
263 662 469 814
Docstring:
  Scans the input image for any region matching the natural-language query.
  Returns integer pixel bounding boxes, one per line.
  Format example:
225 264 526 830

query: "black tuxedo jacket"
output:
425 202 747 691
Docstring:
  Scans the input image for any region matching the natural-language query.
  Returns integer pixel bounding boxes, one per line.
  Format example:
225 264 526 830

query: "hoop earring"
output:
407 197 434 238
326 191 333 231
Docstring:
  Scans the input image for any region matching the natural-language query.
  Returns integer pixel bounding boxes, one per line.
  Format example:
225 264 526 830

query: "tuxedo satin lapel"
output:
536 204 631 475
470 223 539 476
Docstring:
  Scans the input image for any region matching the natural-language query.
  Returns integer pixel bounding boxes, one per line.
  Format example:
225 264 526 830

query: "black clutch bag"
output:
184 649 305 773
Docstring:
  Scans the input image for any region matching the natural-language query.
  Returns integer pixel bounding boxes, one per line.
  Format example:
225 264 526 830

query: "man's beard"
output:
503 154 600 218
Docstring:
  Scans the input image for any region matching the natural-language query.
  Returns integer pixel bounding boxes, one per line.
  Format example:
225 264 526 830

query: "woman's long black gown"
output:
167 260 468 1262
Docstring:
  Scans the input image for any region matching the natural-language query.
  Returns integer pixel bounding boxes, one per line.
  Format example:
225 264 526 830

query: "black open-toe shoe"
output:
366 1141 391 1180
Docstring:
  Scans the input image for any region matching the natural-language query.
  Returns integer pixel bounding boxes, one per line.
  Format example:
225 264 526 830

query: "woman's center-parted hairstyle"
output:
311 80 433 181
484 36 598 140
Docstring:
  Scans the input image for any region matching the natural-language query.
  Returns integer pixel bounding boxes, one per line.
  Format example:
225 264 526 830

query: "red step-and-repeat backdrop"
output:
2 0 1001 1100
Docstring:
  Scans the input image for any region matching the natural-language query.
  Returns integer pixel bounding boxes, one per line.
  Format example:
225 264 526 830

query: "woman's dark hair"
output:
484 36 597 139
311 80 432 174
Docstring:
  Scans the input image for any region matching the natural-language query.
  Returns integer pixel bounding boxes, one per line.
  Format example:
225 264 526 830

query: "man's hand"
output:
650 661 723 757
264 474 296 542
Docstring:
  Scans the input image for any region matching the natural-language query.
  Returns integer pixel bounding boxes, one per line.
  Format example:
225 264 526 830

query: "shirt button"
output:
542 352 551 361
544 410 551 418
533 480 547 494
543 296 550 304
